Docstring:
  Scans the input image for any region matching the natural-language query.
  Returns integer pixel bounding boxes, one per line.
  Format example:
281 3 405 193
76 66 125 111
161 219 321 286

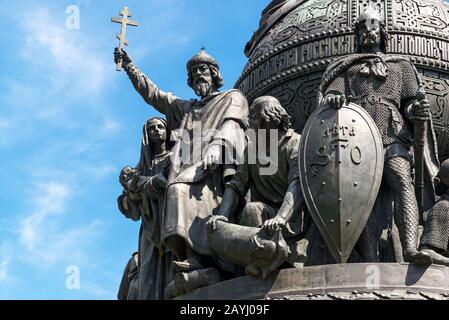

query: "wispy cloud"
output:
0 243 14 285
19 182 70 251
0 257 11 283
20 8 109 98
0 0 254 299
82 281 115 299
101 119 121 136
82 164 117 180
18 181 103 266
0 118 12 148
0 5 116 149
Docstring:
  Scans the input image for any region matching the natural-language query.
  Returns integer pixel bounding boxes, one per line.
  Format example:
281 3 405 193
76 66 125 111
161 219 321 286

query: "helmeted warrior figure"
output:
318 7 439 263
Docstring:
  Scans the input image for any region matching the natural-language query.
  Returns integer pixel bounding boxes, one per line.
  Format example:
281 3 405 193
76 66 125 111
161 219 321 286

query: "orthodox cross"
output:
111 6 138 71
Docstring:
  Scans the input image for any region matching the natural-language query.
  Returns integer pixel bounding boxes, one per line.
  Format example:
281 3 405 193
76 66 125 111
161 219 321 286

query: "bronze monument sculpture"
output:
114 41 250 297
206 96 305 275
314 7 438 264
113 1 449 300
117 117 173 300
300 100 385 263
421 158 449 266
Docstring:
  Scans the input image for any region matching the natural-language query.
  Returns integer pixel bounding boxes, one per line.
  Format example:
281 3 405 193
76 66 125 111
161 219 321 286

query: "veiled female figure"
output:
118 117 173 300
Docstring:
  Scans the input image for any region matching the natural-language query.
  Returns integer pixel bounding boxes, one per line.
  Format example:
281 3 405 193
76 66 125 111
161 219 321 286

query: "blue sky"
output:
0 0 267 299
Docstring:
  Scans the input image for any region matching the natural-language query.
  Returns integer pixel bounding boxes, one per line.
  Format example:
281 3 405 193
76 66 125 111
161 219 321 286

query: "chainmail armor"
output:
421 194 449 251
358 210 381 262
384 157 420 257
321 55 419 146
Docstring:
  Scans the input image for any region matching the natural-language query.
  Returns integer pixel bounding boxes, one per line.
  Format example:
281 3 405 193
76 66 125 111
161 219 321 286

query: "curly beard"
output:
193 79 212 98
360 30 380 47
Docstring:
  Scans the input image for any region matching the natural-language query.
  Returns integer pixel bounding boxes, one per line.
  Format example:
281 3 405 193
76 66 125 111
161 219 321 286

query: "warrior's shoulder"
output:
325 56 347 72
322 55 361 81
327 53 367 67
220 89 247 100
385 55 415 68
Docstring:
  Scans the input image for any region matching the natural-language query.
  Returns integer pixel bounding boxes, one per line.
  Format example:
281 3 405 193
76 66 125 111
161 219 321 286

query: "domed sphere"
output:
236 0 449 159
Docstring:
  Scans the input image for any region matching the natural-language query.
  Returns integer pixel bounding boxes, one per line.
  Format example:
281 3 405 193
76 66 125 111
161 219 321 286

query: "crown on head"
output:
358 6 383 23
187 48 219 71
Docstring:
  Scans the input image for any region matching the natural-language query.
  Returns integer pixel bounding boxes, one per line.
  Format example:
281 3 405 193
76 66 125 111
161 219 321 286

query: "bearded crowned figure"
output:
114 48 249 275
318 7 439 263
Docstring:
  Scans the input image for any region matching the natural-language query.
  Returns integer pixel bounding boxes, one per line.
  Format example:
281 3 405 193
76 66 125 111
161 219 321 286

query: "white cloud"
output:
0 257 11 283
101 119 121 136
82 164 117 179
20 182 70 251
18 181 103 266
0 118 12 147
0 1 193 298
0 244 13 284
0 6 115 146
82 281 115 299
20 8 109 98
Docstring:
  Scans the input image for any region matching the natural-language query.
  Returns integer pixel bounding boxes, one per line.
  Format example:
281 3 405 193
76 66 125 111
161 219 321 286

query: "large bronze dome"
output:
236 0 449 159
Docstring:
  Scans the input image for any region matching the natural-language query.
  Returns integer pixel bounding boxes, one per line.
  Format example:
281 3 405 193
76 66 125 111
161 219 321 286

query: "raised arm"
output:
114 48 179 116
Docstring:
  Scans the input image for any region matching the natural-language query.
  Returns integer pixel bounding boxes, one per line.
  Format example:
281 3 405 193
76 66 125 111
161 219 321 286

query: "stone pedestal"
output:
177 263 449 300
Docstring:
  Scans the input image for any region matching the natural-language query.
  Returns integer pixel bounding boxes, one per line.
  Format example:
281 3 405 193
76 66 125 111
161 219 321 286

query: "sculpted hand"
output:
410 99 431 121
128 190 141 202
128 174 140 192
152 173 168 190
202 144 221 171
206 215 228 232
322 94 346 109
114 47 132 68
262 216 286 234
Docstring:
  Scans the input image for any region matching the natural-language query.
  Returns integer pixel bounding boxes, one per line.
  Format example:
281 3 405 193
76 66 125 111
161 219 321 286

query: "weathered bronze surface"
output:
113 1 449 300
299 102 384 263
111 7 138 71
207 220 289 278
177 263 449 300
316 5 438 265
236 0 449 160
421 158 449 265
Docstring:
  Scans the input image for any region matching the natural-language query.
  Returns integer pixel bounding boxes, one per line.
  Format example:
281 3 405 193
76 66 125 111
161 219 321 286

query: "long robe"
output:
118 144 173 300
117 252 139 300
125 63 249 256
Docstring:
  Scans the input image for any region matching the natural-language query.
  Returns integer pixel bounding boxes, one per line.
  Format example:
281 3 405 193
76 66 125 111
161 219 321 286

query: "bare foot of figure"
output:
172 254 204 272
